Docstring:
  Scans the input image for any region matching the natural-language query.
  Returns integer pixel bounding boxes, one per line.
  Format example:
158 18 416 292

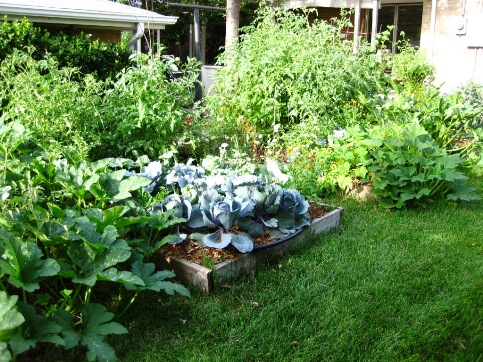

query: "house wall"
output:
308 7 370 40
39 24 122 43
420 0 483 90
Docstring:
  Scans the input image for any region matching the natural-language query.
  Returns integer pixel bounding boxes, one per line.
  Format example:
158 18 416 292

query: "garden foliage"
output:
0 21 202 360
0 8 482 361
201 7 389 155
0 50 200 162
390 39 435 98
146 160 311 253
97 53 200 160
0 17 132 81
0 148 191 360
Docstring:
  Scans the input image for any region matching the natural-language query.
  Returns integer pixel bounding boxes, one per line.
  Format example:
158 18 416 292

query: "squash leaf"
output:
0 292 24 353
125 261 191 297
55 304 127 362
9 303 64 356
0 230 60 292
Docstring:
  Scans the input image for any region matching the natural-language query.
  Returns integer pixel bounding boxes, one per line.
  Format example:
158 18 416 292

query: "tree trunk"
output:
225 0 242 48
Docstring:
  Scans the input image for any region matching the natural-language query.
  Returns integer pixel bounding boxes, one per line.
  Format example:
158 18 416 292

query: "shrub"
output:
367 121 480 208
458 81 483 124
202 6 389 157
94 53 200 160
287 122 480 208
391 41 435 98
0 51 103 162
0 17 133 81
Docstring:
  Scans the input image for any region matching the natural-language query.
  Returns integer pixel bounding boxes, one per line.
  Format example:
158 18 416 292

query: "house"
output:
0 0 178 51
284 0 483 90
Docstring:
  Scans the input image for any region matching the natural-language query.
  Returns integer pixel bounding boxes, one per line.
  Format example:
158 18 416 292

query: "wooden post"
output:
371 0 379 47
353 0 361 53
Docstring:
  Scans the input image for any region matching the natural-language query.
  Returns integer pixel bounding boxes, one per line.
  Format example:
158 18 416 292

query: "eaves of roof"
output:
0 0 178 30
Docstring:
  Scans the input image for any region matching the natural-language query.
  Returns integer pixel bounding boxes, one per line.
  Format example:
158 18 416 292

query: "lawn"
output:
108 168 483 362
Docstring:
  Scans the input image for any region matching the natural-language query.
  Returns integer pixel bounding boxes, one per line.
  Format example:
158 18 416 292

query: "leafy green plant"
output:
0 17 133 81
0 51 102 162
360 87 483 164
286 126 376 197
390 39 435 98
0 153 191 361
95 53 200 160
0 291 25 361
415 91 483 160
458 81 483 123
367 121 480 208
202 6 389 156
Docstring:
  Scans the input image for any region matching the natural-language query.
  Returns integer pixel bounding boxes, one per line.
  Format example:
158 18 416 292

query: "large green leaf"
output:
147 210 183 230
67 219 131 286
0 341 11 362
98 268 144 286
55 304 127 362
119 175 152 194
230 233 254 253
0 230 60 292
83 206 132 232
81 304 127 362
126 261 190 297
53 310 80 349
448 180 481 201
9 303 64 356
0 292 24 343
68 239 131 286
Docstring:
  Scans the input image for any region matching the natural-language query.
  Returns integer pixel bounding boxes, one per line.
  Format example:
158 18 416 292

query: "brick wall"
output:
420 0 483 90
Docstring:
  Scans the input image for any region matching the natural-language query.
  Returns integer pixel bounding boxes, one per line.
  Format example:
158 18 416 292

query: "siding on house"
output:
420 0 483 90
40 24 122 43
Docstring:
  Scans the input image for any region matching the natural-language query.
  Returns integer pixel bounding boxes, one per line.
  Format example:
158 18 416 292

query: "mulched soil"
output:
157 203 329 266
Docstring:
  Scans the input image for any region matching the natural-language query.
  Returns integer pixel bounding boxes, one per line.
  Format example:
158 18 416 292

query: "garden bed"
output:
156 205 343 293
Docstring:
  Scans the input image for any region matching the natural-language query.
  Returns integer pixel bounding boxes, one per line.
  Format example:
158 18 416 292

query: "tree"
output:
225 0 243 48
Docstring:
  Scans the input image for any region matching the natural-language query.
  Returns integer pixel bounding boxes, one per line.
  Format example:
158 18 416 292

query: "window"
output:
372 4 423 53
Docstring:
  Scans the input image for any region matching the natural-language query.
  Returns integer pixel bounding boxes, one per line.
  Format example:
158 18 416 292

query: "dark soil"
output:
157 203 329 266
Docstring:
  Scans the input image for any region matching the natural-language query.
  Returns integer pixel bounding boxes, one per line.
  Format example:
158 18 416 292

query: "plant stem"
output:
67 285 83 311
84 286 92 305
118 290 140 318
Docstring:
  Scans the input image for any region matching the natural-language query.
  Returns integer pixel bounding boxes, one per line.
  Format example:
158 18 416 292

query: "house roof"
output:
0 0 178 30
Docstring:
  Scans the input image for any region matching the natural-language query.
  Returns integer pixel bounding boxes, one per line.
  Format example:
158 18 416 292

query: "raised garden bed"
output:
157 205 343 293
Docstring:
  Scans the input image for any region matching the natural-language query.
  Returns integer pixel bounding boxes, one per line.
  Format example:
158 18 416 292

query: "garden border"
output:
159 205 344 293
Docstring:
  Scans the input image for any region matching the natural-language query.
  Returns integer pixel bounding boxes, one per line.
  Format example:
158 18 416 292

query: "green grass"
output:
55 169 483 361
